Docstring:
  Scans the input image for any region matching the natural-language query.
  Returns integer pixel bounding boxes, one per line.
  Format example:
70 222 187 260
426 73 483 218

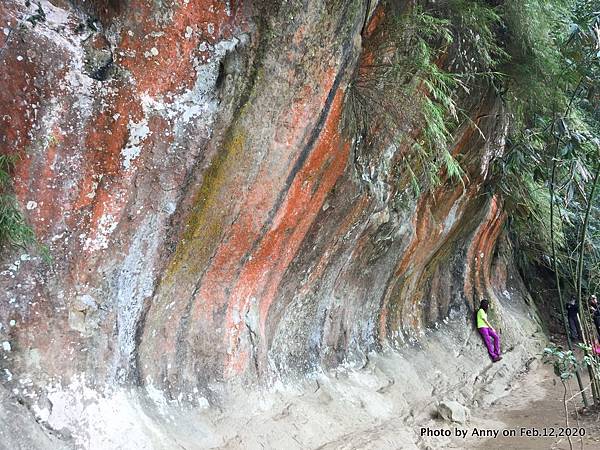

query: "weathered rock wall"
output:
0 1 543 444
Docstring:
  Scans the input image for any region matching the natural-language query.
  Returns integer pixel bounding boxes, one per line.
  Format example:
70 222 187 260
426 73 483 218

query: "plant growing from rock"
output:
342 0 517 197
0 155 34 250
24 1 46 27
342 3 467 196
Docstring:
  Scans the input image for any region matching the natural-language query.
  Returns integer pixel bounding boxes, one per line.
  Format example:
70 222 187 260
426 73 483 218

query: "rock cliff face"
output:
0 0 543 447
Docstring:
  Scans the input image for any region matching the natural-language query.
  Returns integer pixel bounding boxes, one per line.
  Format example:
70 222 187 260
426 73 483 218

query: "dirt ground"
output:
441 361 600 450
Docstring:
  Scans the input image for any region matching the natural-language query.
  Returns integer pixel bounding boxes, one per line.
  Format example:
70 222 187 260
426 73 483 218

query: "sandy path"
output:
439 361 600 450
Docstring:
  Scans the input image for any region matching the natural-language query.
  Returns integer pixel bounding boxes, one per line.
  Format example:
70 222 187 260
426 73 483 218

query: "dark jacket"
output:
566 301 579 317
592 307 600 328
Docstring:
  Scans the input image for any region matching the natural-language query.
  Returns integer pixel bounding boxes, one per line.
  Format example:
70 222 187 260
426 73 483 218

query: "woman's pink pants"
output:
479 327 501 359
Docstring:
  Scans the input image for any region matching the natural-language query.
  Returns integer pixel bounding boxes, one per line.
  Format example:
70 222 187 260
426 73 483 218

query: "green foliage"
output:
491 0 600 295
503 174 565 267
401 9 468 190
0 155 34 249
576 342 600 368
441 0 508 79
342 4 466 195
501 0 575 126
542 345 580 380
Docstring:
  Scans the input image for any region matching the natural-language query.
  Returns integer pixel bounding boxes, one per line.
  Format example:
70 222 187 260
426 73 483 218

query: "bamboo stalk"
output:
550 125 589 406
576 160 600 405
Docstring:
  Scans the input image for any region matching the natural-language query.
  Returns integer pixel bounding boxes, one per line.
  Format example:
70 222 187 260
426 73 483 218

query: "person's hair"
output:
479 298 489 312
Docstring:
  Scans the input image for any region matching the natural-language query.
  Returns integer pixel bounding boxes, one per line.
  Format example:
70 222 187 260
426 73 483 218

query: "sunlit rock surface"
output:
0 1 543 448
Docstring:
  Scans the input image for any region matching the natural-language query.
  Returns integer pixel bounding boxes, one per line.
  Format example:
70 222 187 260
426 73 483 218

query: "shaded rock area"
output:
0 0 546 448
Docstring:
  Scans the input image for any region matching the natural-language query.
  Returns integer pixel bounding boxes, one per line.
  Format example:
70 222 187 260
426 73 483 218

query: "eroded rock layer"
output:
1 0 538 428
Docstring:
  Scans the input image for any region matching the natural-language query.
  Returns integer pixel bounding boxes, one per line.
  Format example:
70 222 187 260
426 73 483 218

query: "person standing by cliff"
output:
566 297 581 341
476 299 502 362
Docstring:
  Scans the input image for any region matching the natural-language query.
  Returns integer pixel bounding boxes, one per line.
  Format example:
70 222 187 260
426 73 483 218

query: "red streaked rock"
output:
1 0 525 401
